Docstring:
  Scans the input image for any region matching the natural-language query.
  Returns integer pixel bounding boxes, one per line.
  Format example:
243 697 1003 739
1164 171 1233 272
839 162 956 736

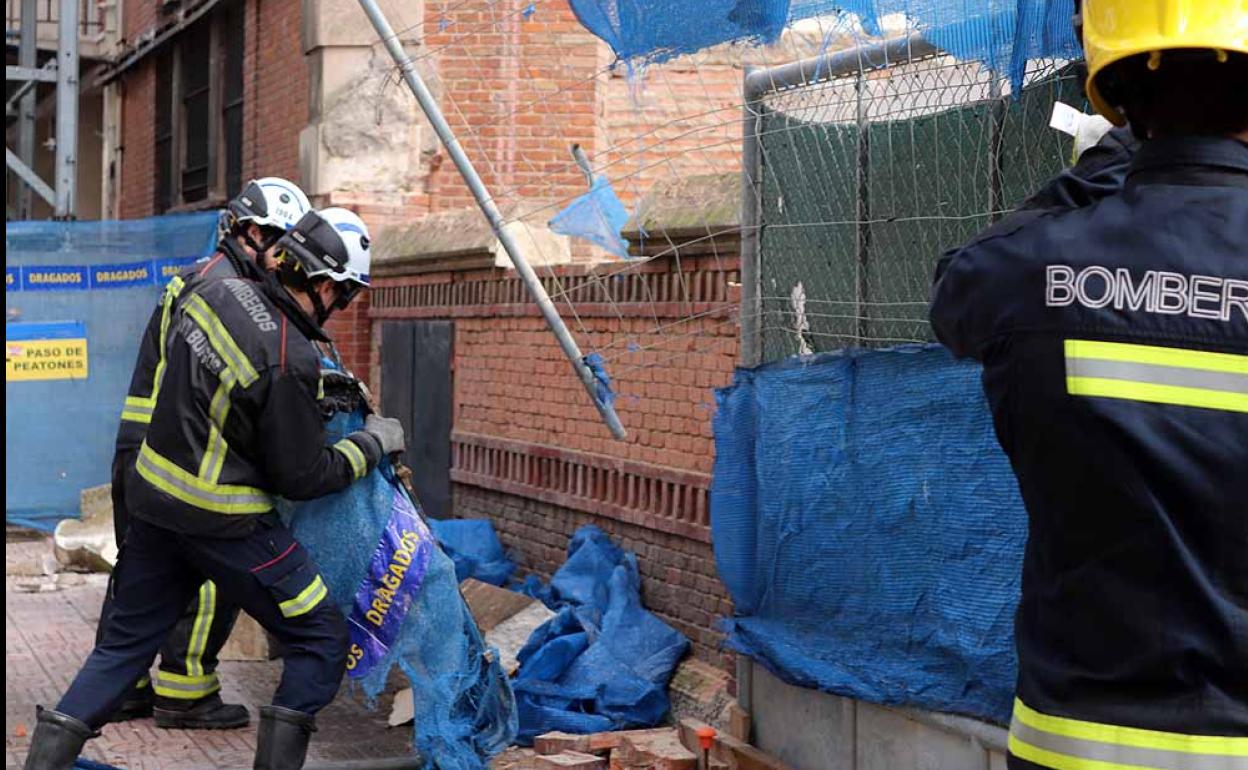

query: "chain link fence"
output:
743 36 1083 364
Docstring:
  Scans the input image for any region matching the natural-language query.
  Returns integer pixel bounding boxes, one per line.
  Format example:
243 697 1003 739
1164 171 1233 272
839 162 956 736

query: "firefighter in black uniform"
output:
105 177 312 729
24 208 404 770
931 1 1247 768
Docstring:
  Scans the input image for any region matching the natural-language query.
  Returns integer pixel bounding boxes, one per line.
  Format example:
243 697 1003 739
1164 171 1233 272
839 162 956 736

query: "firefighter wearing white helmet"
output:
272 207 372 326
86 177 313 735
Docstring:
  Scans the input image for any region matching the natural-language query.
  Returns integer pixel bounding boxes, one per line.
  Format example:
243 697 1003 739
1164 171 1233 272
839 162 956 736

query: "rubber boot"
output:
154 692 249 729
253 705 317 770
24 707 96 770
108 683 154 723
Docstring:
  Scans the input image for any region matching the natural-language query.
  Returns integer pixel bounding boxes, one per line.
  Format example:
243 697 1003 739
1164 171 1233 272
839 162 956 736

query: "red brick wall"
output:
369 251 741 671
118 64 156 219
243 0 308 183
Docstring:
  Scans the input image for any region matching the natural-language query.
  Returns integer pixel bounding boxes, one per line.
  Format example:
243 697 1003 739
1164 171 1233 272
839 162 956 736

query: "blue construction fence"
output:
710 345 1028 724
6 213 219 531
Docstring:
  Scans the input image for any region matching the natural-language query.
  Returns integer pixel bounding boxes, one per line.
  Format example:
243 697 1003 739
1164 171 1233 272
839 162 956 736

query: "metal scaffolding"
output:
6 0 78 219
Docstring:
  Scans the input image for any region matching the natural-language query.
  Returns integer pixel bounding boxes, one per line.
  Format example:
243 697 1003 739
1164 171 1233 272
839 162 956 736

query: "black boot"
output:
24 707 97 770
153 692 249 729
253 705 316 770
108 683 154 723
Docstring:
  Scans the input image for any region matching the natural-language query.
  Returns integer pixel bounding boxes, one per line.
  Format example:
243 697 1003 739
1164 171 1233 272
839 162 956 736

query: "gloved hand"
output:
364 414 406 455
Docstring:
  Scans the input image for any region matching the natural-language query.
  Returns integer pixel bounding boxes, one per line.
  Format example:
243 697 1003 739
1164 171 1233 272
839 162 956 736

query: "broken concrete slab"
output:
52 484 117 573
535 752 607 770
462 579 541 633
668 656 733 728
486 601 556 676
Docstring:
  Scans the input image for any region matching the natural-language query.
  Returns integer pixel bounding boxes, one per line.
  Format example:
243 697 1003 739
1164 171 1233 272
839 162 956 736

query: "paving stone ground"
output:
5 533 415 769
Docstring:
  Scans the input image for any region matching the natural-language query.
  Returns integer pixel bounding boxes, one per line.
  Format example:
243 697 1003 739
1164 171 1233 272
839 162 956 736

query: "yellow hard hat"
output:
1082 0 1248 125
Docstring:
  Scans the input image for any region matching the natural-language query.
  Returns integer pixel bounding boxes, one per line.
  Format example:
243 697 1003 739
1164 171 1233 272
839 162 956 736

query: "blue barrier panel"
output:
711 345 1027 723
5 213 219 530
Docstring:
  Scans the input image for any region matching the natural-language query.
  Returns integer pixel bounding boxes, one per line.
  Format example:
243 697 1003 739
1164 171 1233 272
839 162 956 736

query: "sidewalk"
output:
5 533 414 770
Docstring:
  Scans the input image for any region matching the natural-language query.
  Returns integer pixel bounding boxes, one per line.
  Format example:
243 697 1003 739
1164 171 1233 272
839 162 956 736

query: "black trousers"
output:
60 514 347 729
98 450 242 702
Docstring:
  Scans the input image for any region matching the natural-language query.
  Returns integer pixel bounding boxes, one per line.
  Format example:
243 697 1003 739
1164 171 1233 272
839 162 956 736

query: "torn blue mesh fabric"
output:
582 352 617 410
711 346 1026 724
570 0 1080 91
428 518 517 586
286 409 517 768
511 526 690 744
548 176 631 259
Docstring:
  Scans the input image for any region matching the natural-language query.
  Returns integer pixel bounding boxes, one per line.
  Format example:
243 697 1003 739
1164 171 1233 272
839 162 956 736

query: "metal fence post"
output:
740 65 763 368
55 0 79 218
17 0 38 218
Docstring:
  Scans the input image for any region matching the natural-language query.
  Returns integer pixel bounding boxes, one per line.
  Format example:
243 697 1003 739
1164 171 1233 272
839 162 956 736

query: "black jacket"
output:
129 273 382 537
931 134 1248 741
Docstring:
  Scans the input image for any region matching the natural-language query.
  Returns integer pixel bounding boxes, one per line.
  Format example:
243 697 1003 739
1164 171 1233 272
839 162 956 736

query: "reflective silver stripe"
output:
279 575 328 618
333 439 367 480
151 671 220 698
1067 357 1248 394
136 444 273 514
1010 717 1248 770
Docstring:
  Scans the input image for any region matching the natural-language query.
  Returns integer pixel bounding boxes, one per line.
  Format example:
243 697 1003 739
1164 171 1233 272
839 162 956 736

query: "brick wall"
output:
243 0 308 183
457 484 734 669
118 64 155 219
370 246 741 672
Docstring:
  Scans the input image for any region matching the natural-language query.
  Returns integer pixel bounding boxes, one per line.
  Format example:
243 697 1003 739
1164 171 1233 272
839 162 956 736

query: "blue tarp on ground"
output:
428 518 517 586
710 345 1027 724
6 214 219 531
512 526 690 744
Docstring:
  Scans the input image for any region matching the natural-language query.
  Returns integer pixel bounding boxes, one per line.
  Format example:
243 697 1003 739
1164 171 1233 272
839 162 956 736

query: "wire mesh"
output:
753 51 1082 363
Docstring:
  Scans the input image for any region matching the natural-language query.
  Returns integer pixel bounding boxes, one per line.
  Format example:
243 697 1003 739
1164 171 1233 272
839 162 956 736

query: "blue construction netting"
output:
710 345 1027 723
287 408 518 769
570 0 1080 90
5 214 219 531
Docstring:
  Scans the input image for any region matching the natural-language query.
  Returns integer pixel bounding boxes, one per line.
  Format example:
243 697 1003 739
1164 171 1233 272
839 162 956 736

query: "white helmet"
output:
227 177 311 235
276 207 371 312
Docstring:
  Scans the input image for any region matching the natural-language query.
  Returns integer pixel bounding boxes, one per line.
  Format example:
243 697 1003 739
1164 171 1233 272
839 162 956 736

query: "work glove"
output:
364 414 406 456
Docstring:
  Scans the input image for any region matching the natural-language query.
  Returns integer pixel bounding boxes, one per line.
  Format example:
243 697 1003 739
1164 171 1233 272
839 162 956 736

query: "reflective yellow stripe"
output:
135 676 150 689
186 581 216 678
1065 340 1248 375
137 442 273 515
1065 339 1248 413
279 575 328 618
182 294 259 386
1013 699 1248 758
333 439 367 480
152 670 220 699
150 277 185 402
198 378 235 482
121 410 153 424
1067 377 1248 413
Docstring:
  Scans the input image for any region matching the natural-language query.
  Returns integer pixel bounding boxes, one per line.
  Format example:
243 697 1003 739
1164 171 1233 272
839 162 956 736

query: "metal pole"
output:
17 0 37 218
356 0 626 440
739 66 763 368
55 0 80 218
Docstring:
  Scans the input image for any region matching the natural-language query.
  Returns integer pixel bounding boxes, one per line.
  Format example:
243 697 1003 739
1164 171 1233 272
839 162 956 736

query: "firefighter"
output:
930 1 1247 768
104 177 312 729
25 208 404 770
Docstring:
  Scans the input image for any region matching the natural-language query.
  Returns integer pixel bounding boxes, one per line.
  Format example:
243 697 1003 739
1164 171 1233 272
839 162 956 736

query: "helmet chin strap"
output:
309 284 334 327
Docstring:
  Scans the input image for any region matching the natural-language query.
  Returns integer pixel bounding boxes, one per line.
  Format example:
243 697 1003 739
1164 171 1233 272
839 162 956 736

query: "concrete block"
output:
855 703 989 770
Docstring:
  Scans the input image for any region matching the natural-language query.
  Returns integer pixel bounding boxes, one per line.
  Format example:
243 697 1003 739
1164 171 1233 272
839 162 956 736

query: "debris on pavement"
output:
52 484 117 573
